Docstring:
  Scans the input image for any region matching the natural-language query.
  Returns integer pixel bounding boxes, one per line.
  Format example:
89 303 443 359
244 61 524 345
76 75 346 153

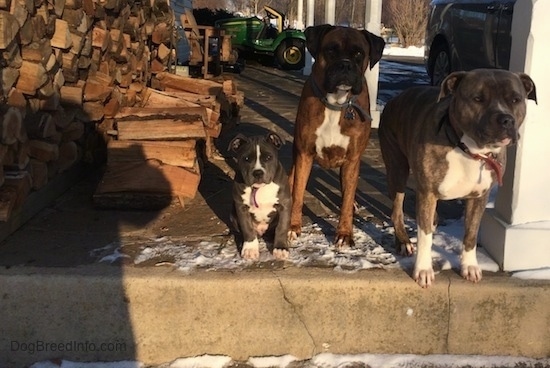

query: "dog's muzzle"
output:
324 59 363 94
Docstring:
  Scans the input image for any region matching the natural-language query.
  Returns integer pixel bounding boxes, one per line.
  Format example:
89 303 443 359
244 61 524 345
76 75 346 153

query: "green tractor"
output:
215 6 306 70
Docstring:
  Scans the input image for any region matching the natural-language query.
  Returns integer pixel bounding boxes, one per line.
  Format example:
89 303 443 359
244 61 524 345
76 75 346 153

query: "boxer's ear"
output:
305 24 334 58
362 30 385 69
265 132 283 150
518 73 537 104
228 134 248 153
437 71 467 101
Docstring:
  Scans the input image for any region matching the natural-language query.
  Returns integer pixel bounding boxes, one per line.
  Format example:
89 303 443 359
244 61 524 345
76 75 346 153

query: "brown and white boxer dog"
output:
288 25 385 247
379 69 537 288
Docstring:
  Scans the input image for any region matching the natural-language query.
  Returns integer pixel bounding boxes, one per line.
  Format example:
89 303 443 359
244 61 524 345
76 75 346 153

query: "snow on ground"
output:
30 353 550 368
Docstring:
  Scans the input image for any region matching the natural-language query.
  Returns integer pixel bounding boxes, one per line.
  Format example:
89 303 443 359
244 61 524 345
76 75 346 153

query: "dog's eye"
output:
511 96 521 104
263 154 272 161
243 156 251 162
473 95 484 103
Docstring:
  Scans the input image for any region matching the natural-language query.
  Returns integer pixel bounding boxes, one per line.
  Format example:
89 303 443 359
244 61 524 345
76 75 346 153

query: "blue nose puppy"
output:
229 132 291 260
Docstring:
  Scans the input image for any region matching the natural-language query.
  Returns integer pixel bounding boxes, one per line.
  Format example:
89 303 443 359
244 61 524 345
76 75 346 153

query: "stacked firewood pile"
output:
0 0 244 219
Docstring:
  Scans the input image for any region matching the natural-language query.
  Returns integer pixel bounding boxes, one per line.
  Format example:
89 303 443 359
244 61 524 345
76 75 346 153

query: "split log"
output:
0 10 20 49
1 106 23 145
155 71 223 95
15 60 48 95
116 116 206 141
96 159 200 198
28 139 59 161
51 19 73 49
29 159 48 190
107 140 196 168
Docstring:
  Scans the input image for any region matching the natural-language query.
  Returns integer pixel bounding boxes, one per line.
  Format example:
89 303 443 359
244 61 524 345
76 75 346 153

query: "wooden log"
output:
15 60 48 95
91 26 109 51
29 159 48 190
0 11 20 49
114 106 208 122
51 19 72 49
0 171 32 221
95 159 200 198
82 101 105 121
61 120 84 142
60 85 83 106
155 71 223 95
52 140 78 173
116 117 206 141
4 140 30 170
21 39 53 64
28 139 59 162
24 111 57 139
1 67 19 96
83 81 113 102
1 106 23 145
107 140 196 168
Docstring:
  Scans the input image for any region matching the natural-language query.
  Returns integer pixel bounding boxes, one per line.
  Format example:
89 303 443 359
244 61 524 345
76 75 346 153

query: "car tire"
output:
430 43 451 86
276 39 305 70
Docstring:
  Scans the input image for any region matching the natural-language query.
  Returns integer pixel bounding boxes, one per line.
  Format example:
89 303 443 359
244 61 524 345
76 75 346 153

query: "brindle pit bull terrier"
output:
379 69 537 288
289 24 385 247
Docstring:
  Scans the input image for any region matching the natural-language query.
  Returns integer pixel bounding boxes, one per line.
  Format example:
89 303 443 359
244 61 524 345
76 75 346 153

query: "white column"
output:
325 0 335 24
364 0 383 128
480 0 550 271
296 0 304 30
302 0 315 75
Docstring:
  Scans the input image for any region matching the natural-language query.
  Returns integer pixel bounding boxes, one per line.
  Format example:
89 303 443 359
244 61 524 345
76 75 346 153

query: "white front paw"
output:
414 268 435 288
241 239 260 260
461 248 482 283
288 230 299 241
272 248 289 260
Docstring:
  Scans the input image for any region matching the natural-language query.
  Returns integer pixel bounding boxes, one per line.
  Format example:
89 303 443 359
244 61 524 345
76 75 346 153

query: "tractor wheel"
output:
276 39 305 70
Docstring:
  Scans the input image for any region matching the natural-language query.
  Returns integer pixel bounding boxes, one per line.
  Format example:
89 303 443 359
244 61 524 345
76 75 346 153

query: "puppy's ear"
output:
362 30 385 69
437 71 467 102
265 132 283 150
518 73 537 104
228 134 248 153
305 24 334 59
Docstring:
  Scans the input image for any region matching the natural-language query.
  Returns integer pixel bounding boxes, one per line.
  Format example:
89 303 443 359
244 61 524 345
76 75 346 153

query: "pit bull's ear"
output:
362 30 385 69
305 24 334 59
518 73 537 104
228 134 248 153
437 71 467 102
265 132 283 150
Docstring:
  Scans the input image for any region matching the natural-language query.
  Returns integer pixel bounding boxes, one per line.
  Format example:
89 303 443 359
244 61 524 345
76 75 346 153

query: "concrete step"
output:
2 265 549 367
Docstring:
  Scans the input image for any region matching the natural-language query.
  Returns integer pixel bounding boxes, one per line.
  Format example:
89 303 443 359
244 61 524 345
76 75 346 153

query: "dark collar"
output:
438 112 504 186
309 77 371 122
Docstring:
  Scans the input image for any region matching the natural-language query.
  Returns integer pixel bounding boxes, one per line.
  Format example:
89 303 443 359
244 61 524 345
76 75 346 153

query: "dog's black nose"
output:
252 170 264 179
497 114 515 129
336 59 353 73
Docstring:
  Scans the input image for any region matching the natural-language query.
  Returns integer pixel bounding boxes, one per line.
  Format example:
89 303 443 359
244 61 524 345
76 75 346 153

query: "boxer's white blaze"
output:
242 182 280 235
253 144 264 172
438 136 501 199
315 108 350 159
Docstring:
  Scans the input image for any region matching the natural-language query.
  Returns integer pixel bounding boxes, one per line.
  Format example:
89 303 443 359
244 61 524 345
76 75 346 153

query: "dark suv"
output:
424 0 516 85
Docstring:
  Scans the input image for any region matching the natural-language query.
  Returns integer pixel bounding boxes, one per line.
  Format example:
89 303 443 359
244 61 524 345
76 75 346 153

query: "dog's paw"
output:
335 233 355 248
272 248 289 260
414 268 435 288
241 239 260 260
461 249 482 283
399 242 415 256
288 229 300 241
461 265 482 283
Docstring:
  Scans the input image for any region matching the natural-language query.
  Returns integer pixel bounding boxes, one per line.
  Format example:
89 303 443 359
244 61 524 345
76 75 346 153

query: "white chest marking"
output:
241 182 280 224
315 108 349 159
438 147 495 199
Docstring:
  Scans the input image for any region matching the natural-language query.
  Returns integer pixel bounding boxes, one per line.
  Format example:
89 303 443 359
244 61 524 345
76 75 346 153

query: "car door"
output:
450 0 500 71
